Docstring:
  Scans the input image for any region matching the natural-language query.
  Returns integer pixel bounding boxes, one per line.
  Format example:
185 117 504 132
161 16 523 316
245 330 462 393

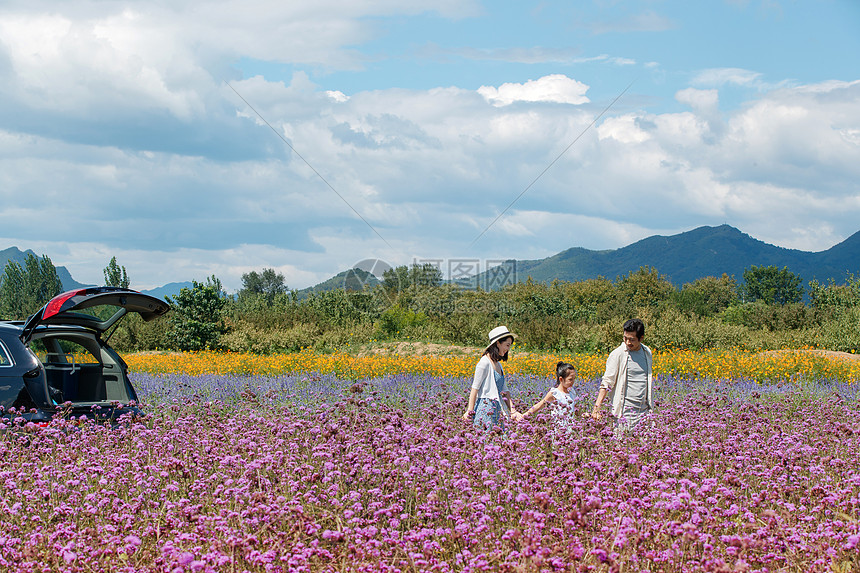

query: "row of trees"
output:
2 253 856 353
168 262 853 353
0 255 131 319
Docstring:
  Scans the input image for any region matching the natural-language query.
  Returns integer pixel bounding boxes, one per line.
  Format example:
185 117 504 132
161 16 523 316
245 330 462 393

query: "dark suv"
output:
0 287 169 426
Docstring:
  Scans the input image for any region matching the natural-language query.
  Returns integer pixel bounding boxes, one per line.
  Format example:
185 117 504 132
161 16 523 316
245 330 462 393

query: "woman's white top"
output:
471 354 509 416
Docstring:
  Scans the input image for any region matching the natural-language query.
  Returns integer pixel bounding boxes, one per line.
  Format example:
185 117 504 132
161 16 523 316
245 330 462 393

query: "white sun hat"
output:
485 325 517 351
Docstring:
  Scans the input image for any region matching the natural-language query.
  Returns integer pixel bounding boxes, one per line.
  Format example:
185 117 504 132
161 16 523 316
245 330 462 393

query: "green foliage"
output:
100 259 860 354
0 253 63 320
303 289 378 326
107 313 170 352
165 276 227 351
560 277 616 323
376 304 427 339
741 265 803 305
648 309 747 350
562 322 609 354
808 274 860 310
615 266 676 315
221 322 319 354
239 268 287 304
510 315 573 352
103 257 130 288
807 306 860 353
720 301 810 332
382 263 443 299
509 278 568 318
675 274 738 317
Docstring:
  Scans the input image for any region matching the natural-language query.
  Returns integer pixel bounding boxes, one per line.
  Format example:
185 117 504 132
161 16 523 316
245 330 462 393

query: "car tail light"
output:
42 289 87 319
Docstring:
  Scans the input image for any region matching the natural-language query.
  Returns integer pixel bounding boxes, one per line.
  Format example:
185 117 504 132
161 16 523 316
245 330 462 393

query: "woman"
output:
462 326 522 431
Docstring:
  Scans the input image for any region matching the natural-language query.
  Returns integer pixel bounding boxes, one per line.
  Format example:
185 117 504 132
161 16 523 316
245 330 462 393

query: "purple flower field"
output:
1 373 858 572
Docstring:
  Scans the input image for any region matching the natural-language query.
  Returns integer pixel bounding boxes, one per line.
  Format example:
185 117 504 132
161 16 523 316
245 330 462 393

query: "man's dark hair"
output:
623 318 645 339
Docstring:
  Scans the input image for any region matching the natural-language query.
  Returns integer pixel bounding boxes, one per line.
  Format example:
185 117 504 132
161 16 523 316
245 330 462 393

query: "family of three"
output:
462 320 653 434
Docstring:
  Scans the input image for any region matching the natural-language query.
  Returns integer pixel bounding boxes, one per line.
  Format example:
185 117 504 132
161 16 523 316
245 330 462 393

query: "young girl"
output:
521 362 578 423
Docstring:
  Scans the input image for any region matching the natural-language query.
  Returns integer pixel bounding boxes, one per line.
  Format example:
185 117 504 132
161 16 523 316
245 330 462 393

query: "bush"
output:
221 323 320 354
509 315 572 352
562 323 606 354
720 302 812 331
165 278 227 351
375 305 427 339
806 307 860 353
648 309 747 350
108 314 170 352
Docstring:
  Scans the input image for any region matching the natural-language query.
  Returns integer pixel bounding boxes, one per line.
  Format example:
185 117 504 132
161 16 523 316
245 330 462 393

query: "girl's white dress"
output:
548 387 578 432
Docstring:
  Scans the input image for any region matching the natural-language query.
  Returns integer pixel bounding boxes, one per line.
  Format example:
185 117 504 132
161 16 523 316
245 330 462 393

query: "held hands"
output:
511 411 524 422
588 409 603 420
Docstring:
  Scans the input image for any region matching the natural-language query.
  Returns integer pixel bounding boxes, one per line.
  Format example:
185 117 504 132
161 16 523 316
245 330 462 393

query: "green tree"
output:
561 277 616 323
675 274 738 317
103 256 130 288
615 266 676 310
382 265 410 296
0 253 64 319
165 275 227 350
741 265 803 305
239 268 287 303
409 263 443 288
382 263 443 294
808 274 860 310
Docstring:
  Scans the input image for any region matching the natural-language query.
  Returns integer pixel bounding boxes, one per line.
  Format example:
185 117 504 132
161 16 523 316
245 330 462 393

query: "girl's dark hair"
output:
555 361 575 386
485 336 513 362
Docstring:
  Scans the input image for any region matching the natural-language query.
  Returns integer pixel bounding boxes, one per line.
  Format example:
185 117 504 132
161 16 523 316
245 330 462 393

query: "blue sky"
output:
1 0 858 291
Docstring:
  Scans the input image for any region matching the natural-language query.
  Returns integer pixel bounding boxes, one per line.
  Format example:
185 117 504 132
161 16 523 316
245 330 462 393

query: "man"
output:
590 318 653 434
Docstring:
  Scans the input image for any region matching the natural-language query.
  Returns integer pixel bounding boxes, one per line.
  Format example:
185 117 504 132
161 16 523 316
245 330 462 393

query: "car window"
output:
63 303 121 321
0 340 11 367
30 338 100 366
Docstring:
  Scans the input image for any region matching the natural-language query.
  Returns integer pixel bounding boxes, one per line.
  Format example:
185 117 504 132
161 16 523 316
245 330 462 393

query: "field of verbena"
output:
0 352 858 572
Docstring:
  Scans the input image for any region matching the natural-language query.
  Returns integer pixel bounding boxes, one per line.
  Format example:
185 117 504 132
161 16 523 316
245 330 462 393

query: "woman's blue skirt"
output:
474 398 505 432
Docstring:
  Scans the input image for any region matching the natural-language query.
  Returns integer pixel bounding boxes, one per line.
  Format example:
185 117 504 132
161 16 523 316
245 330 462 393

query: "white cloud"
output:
326 90 349 103
675 88 719 113
598 114 650 144
478 75 590 107
692 68 762 87
1 2 858 291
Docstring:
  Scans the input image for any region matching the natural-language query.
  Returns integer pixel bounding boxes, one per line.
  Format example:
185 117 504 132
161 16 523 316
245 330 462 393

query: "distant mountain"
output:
9 224 860 303
293 267 380 299
0 246 93 291
475 225 860 287
141 281 194 301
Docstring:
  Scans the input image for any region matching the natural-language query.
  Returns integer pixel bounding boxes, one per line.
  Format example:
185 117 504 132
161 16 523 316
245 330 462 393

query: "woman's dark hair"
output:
485 336 512 362
555 361 575 386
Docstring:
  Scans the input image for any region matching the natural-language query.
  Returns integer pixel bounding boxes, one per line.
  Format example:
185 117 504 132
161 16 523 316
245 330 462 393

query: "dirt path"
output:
757 348 860 361
355 341 481 357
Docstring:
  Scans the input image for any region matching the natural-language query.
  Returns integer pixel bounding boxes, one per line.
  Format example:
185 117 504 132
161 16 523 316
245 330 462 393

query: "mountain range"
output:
474 224 860 288
4 225 860 299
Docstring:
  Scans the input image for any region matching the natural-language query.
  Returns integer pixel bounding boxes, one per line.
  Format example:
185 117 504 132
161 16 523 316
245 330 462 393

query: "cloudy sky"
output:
1 0 858 292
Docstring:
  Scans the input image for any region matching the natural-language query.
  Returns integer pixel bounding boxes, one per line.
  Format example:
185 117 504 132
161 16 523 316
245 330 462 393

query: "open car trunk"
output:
28 328 140 417
16 287 170 423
